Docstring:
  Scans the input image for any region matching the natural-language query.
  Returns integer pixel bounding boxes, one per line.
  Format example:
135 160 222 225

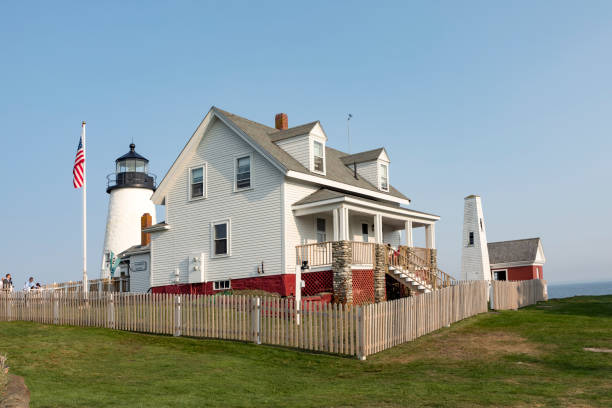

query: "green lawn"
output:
0 295 611 407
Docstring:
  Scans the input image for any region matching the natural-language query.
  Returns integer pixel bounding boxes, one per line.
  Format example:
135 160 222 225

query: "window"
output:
468 231 475 246
213 221 229 256
313 141 325 173
493 270 507 281
190 166 205 199
235 155 251 190
480 218 483 231
361 223 369 242
316 218 326 243
380 164 389 191
213 280 231 290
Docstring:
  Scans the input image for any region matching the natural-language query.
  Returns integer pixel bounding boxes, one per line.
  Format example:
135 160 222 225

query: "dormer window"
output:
313 141 325 173
379 163 389 191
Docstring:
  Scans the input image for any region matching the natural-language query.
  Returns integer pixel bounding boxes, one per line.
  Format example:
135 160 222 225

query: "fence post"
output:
252 297 261 344
357 306 366 361
174 295 182 337
53 293 59 325
489 281 494 310
108 294 115 329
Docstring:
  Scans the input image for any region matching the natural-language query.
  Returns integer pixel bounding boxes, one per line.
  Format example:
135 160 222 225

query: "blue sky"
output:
1 1 610 285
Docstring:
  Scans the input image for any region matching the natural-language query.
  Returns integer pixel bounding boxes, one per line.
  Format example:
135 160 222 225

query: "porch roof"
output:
293 188 439 221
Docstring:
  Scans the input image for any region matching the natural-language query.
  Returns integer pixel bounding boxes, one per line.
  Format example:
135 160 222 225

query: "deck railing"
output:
296 242 332 268
295 241 376 268
350 242 376 265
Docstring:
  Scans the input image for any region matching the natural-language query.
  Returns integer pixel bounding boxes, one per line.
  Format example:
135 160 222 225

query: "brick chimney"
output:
275 113 288 130
141 213 152 246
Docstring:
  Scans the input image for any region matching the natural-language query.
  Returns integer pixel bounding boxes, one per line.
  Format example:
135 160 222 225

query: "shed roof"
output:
339 148 386 165
488 238 542 265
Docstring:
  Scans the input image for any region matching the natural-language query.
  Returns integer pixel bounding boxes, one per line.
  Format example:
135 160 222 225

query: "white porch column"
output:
404 220 413 247
338 206 349 241
332 207 339 241
374 214 383 243
425 223 436 249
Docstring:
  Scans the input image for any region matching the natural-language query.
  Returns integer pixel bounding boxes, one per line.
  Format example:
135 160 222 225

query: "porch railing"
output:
351 242 376 265
296 242 332 268
295 241 376 268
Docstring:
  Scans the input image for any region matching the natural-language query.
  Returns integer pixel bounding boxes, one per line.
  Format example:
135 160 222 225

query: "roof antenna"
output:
347 113 352 153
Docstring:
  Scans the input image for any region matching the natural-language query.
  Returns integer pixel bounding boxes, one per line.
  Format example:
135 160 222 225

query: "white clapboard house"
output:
135 107 452 302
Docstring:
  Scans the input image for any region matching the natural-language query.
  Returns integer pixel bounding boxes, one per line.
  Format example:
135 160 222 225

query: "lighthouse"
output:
101 143 156 279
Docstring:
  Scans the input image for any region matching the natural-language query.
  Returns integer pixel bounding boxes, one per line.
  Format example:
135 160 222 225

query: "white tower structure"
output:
101 143 156 278
461 195 491 281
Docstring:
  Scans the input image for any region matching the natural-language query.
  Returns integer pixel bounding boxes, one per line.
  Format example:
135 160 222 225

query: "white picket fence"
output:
0 280 544 359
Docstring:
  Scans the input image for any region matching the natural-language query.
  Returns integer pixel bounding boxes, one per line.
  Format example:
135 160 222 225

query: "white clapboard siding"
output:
275 135 310 170
283 180 319 272
129 253 151 293
150 118 284 287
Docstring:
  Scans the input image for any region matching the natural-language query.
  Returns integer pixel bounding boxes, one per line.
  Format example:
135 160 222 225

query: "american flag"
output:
73 136 85 188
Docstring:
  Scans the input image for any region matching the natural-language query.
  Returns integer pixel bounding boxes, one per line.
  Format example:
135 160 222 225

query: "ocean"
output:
547 281 612 299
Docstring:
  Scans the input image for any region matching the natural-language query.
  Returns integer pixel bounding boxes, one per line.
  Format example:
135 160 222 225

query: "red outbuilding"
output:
488 238 545 281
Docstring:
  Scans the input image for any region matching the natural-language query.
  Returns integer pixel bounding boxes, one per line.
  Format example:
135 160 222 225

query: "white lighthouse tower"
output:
101 143 156 278
461 195 491 281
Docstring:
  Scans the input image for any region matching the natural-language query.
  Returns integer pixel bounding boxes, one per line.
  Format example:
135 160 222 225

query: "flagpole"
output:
82 121 88 296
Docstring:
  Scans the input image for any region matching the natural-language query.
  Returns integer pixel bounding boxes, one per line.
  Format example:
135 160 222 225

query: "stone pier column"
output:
429 249 438 288
374 244 387 302
332 240 353 304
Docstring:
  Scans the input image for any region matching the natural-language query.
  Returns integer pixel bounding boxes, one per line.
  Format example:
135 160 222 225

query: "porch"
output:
292 189 439 254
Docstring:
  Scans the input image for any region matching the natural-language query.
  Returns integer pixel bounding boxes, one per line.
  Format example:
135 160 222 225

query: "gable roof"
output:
152 107 410 204
339 148 387 165
488 238 543 265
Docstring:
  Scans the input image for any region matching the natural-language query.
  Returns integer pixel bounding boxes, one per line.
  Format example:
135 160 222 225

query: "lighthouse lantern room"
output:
101 143 156 279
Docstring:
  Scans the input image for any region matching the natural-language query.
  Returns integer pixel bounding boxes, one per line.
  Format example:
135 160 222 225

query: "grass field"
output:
0 295 611 407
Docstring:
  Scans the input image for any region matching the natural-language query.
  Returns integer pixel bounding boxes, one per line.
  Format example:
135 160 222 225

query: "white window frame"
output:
312 140 326 175
188 164 207 201
210 219 231 258
213 280 231 290
233 153 253 192
379 162 389 192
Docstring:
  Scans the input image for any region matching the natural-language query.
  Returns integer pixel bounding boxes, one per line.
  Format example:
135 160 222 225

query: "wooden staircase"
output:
385 248 456 295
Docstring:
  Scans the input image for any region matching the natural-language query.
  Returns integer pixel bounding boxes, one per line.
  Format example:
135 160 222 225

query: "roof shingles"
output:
488 238 541 264
213 107 409 202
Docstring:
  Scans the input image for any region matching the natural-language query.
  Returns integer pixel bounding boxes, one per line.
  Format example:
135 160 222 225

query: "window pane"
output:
191 167 203 184
191 183 203 198
316 218 326 243
314 141 323 156
127 160 136 172
237 156 250 172
135 160 145 172
215 223 227 240
314 156 324 172
236 157 251 189
215 239 227 255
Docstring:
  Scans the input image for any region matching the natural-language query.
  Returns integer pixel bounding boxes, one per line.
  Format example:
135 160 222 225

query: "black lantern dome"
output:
107 143 156 193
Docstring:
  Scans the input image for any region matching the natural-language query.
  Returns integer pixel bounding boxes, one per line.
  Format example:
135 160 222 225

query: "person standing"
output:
23 276 35 291
1 274 13 291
